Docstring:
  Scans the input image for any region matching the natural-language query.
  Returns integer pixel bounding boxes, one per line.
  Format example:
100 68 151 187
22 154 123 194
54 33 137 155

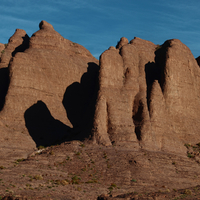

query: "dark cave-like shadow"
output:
62 62 99 140
0 34 30 112
0 67 10 111
145 61 158 111
24 100 72 147
12 34 30 57
24 62 99 146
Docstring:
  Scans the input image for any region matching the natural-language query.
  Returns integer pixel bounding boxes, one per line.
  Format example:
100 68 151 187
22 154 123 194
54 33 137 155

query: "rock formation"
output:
93 37 200 154
1 21 200 157
2 21 200 199
0 21 99 154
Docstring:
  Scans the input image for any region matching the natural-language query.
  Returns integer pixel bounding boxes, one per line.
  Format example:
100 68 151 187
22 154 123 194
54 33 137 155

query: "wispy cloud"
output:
0 0 200 58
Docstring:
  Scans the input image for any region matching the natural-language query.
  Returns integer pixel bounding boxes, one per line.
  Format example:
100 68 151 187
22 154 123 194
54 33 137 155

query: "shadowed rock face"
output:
93 37 200 154
0 20 99 152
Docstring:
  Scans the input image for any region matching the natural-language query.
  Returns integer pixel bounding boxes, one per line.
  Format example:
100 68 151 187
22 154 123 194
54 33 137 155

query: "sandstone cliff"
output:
1 21 200 200
1 21 200 157
93 37 200 154
0 21 99 155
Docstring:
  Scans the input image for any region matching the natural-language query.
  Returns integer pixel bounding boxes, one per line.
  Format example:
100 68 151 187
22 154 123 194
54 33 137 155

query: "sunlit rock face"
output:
1 21 200 157
0 20 99 152
93 37 200 155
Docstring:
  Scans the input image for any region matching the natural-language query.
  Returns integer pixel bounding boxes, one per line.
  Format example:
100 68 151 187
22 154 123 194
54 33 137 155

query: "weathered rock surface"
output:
0 43 5 54
2 21 200 200
0 21 99 155
93 37 200 155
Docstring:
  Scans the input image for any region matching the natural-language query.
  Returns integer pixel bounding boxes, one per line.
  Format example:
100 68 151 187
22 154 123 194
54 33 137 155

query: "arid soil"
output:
0 142 200 199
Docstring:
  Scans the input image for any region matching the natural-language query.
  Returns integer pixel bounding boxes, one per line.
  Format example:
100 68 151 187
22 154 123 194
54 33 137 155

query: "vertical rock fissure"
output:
145 61 158 113
106 102 112 144
12 34 30 57
0 66 10 111
132 96 144 141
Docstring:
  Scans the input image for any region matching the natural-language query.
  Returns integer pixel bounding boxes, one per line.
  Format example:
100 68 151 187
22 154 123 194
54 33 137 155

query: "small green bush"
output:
187 153 195 158
131 179 137 182
184 143 191 149
184 189 192 195
71 175 81 184
33 175 43 180
155 45 162 50
38 145 45 150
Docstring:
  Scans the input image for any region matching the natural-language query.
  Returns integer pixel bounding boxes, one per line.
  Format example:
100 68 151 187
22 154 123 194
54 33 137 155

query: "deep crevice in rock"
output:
145 61 157 112
62 62 99 141
12 34 30 57
0 67 10 111
132 95 144 141
154 43 168 94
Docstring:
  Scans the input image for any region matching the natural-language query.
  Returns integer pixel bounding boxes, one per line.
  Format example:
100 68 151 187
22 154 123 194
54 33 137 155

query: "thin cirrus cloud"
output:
0 0 200 58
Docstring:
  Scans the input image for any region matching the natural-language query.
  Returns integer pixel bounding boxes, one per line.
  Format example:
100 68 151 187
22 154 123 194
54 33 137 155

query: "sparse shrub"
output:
107 164 111 168
131 179 137 182
80 143 85 148
81 167 87 171
184 143 191 149
33 175 43 180
184 189 192 195
66 156 70 160
16 158 25 162
71 175 81 184
60 180 69 186
108 186 113 191
155 44 162 50
38 145 45 150
85 179 98 184
187 153 195 158
111 183 117 188
103 152 107 159
75 151 81 156
91 160 95 164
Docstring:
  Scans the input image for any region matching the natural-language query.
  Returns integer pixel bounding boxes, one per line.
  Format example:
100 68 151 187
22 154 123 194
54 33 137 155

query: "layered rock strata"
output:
1 21 200 156
0 21 99 152
93 37 200 154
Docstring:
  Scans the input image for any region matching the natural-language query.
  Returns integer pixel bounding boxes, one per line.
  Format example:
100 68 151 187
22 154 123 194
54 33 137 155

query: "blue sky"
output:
0 0 200 59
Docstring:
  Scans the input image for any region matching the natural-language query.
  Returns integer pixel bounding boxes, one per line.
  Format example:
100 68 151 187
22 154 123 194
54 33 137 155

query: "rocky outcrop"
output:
1 20 200 156
93 37 200 154
0 21 99 153
0 43 5 54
